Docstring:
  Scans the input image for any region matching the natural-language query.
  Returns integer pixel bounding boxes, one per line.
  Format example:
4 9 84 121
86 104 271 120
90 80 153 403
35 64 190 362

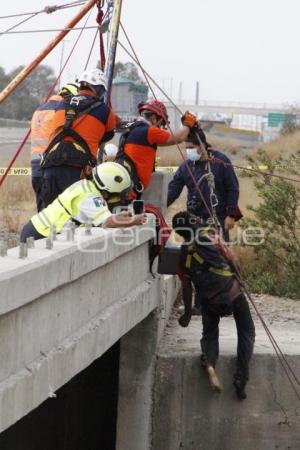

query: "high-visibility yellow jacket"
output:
31 179 111 237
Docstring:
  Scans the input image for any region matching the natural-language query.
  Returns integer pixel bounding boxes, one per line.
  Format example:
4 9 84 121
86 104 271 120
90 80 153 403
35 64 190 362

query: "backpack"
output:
145 203 172 276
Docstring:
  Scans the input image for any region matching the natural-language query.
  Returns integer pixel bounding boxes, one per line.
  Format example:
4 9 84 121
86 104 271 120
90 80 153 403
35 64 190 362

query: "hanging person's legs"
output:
200 306 220 368
232 293 255 399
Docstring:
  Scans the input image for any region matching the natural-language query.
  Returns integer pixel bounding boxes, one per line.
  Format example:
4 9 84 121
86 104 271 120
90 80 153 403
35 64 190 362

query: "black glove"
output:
178 312 192 327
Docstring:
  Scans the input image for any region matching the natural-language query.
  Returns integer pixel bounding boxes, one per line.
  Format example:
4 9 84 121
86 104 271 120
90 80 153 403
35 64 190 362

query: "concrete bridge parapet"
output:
0 171 178 438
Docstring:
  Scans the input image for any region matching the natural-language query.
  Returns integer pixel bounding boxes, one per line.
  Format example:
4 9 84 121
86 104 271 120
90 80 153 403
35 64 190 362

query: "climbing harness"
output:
41 96 102 169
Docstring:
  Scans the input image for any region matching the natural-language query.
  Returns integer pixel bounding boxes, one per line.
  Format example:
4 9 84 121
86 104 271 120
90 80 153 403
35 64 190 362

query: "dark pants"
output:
194 215 228 308
42 166 82 207
200 293 255 384
32 176 44 212
20 220 44 243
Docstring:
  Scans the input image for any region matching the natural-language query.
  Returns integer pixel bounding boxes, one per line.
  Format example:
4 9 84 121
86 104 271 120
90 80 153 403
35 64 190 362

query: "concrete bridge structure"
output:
168 100 295 117
0 172 300 450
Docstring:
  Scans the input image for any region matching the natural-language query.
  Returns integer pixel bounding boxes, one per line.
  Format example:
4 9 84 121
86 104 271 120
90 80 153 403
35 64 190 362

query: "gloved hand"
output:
178 311 192 327
181 111 197 128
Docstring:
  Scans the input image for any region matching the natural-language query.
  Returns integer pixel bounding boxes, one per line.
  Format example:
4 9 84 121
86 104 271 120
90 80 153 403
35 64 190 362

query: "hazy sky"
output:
1 0 300 104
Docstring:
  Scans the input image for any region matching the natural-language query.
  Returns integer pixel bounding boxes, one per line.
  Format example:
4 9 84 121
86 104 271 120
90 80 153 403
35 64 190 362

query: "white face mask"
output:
186 148 200 161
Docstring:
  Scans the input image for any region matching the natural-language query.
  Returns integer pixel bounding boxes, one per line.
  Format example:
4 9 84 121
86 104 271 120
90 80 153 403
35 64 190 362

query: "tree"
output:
113 61 142 82
240 149 300 298
0 64 56 120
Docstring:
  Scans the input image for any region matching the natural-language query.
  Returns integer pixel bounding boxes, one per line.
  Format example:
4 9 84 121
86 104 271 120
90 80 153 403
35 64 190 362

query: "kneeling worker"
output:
172 211 255 399
20 162 145 242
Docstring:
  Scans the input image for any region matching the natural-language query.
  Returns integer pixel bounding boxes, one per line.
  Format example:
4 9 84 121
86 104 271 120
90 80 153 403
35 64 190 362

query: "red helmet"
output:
138 100 168 124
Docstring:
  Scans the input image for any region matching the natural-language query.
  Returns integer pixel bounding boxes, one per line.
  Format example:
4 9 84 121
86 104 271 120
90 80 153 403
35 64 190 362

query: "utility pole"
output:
58 40 68 90
195 81 199 105
178 81 182 104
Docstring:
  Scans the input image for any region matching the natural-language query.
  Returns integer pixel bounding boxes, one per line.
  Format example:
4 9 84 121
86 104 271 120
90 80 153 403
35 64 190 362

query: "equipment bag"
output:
145 203 171 276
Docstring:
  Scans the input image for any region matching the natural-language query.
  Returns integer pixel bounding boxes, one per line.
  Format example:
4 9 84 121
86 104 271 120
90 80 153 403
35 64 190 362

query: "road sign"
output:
268 113 286 128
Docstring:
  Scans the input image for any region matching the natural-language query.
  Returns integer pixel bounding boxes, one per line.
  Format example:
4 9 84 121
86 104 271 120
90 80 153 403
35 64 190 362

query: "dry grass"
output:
253 129 300 158
0 176 35 234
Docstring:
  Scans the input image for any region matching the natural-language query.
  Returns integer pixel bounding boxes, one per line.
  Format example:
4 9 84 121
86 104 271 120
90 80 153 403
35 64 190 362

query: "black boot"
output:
233 379 247 400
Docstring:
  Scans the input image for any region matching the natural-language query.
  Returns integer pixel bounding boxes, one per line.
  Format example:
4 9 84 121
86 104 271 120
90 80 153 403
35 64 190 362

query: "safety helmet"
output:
104 143 118 158
138 100 168 123
59 82 79 97
78 68 107 90
92 162 132 194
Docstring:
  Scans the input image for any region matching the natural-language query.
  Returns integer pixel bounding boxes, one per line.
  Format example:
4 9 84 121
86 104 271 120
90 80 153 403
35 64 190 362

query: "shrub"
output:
239 149 300 299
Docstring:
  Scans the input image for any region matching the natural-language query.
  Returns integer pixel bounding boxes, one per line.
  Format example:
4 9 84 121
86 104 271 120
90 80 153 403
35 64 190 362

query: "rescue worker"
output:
30 82 79 211
40 68 117 207
115 100 198 199
173 211 255 399
167 127 240 242
20 162 145 243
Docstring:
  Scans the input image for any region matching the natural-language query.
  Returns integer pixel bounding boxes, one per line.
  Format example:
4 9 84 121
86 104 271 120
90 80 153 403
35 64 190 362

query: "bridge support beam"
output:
116 275 179 450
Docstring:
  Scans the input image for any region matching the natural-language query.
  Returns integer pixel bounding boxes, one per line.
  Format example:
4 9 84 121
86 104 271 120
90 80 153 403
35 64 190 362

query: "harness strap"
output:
184 243 232 277
43 99 102 165
115 154 144 197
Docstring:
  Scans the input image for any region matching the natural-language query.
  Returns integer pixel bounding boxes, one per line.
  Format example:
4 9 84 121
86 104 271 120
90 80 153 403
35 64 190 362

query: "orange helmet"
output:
138 100 168 124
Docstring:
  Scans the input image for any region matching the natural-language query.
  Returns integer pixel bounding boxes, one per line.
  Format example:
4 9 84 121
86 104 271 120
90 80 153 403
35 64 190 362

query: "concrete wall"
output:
143 171 173 217
152 353 300 450
116 275 179 450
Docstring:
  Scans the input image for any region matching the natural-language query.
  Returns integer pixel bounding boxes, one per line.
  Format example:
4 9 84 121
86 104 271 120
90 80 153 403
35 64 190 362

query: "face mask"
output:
186 148 200 161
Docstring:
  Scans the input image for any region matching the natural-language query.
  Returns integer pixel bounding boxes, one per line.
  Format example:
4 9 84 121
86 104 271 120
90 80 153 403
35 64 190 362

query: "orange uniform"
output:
124 121 170 189
48 89 116 160
31 94 62 156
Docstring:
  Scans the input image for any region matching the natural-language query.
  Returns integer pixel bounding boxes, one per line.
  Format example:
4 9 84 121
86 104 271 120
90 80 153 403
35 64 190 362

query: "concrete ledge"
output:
0 277 161 433
0 221 156 314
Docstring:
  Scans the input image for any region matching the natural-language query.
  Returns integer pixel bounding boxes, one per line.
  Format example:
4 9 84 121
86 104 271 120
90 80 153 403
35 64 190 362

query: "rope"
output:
119 23 218 228
2 26 99 34
84 29 99 70
118 40 300 186
119 25 300 402
0 1 87 19
0 7 94 188
234 267 300 401
0 13 39 36
117 39 182 114
209 156 300 184
96 1 106 71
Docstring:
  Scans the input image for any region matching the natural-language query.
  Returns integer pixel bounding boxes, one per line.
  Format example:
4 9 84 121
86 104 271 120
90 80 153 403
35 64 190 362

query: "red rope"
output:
209 156 300 184
0 9 93 188
96 1 106 71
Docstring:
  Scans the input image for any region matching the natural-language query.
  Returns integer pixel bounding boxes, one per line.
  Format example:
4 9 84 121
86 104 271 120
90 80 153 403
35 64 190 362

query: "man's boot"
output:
233 379 247 400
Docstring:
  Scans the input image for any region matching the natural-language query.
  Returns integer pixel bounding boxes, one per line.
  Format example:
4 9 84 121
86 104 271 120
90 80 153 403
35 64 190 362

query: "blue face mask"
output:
186 148 200 161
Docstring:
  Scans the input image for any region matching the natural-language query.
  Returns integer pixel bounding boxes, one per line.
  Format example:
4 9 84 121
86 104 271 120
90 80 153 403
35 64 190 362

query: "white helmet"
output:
104 143 118 158
78 68 107 90
92 162 132 194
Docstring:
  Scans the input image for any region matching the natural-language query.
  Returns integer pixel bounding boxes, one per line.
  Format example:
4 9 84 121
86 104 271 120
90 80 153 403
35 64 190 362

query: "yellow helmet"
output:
59 82 79 97
92 162 132 194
